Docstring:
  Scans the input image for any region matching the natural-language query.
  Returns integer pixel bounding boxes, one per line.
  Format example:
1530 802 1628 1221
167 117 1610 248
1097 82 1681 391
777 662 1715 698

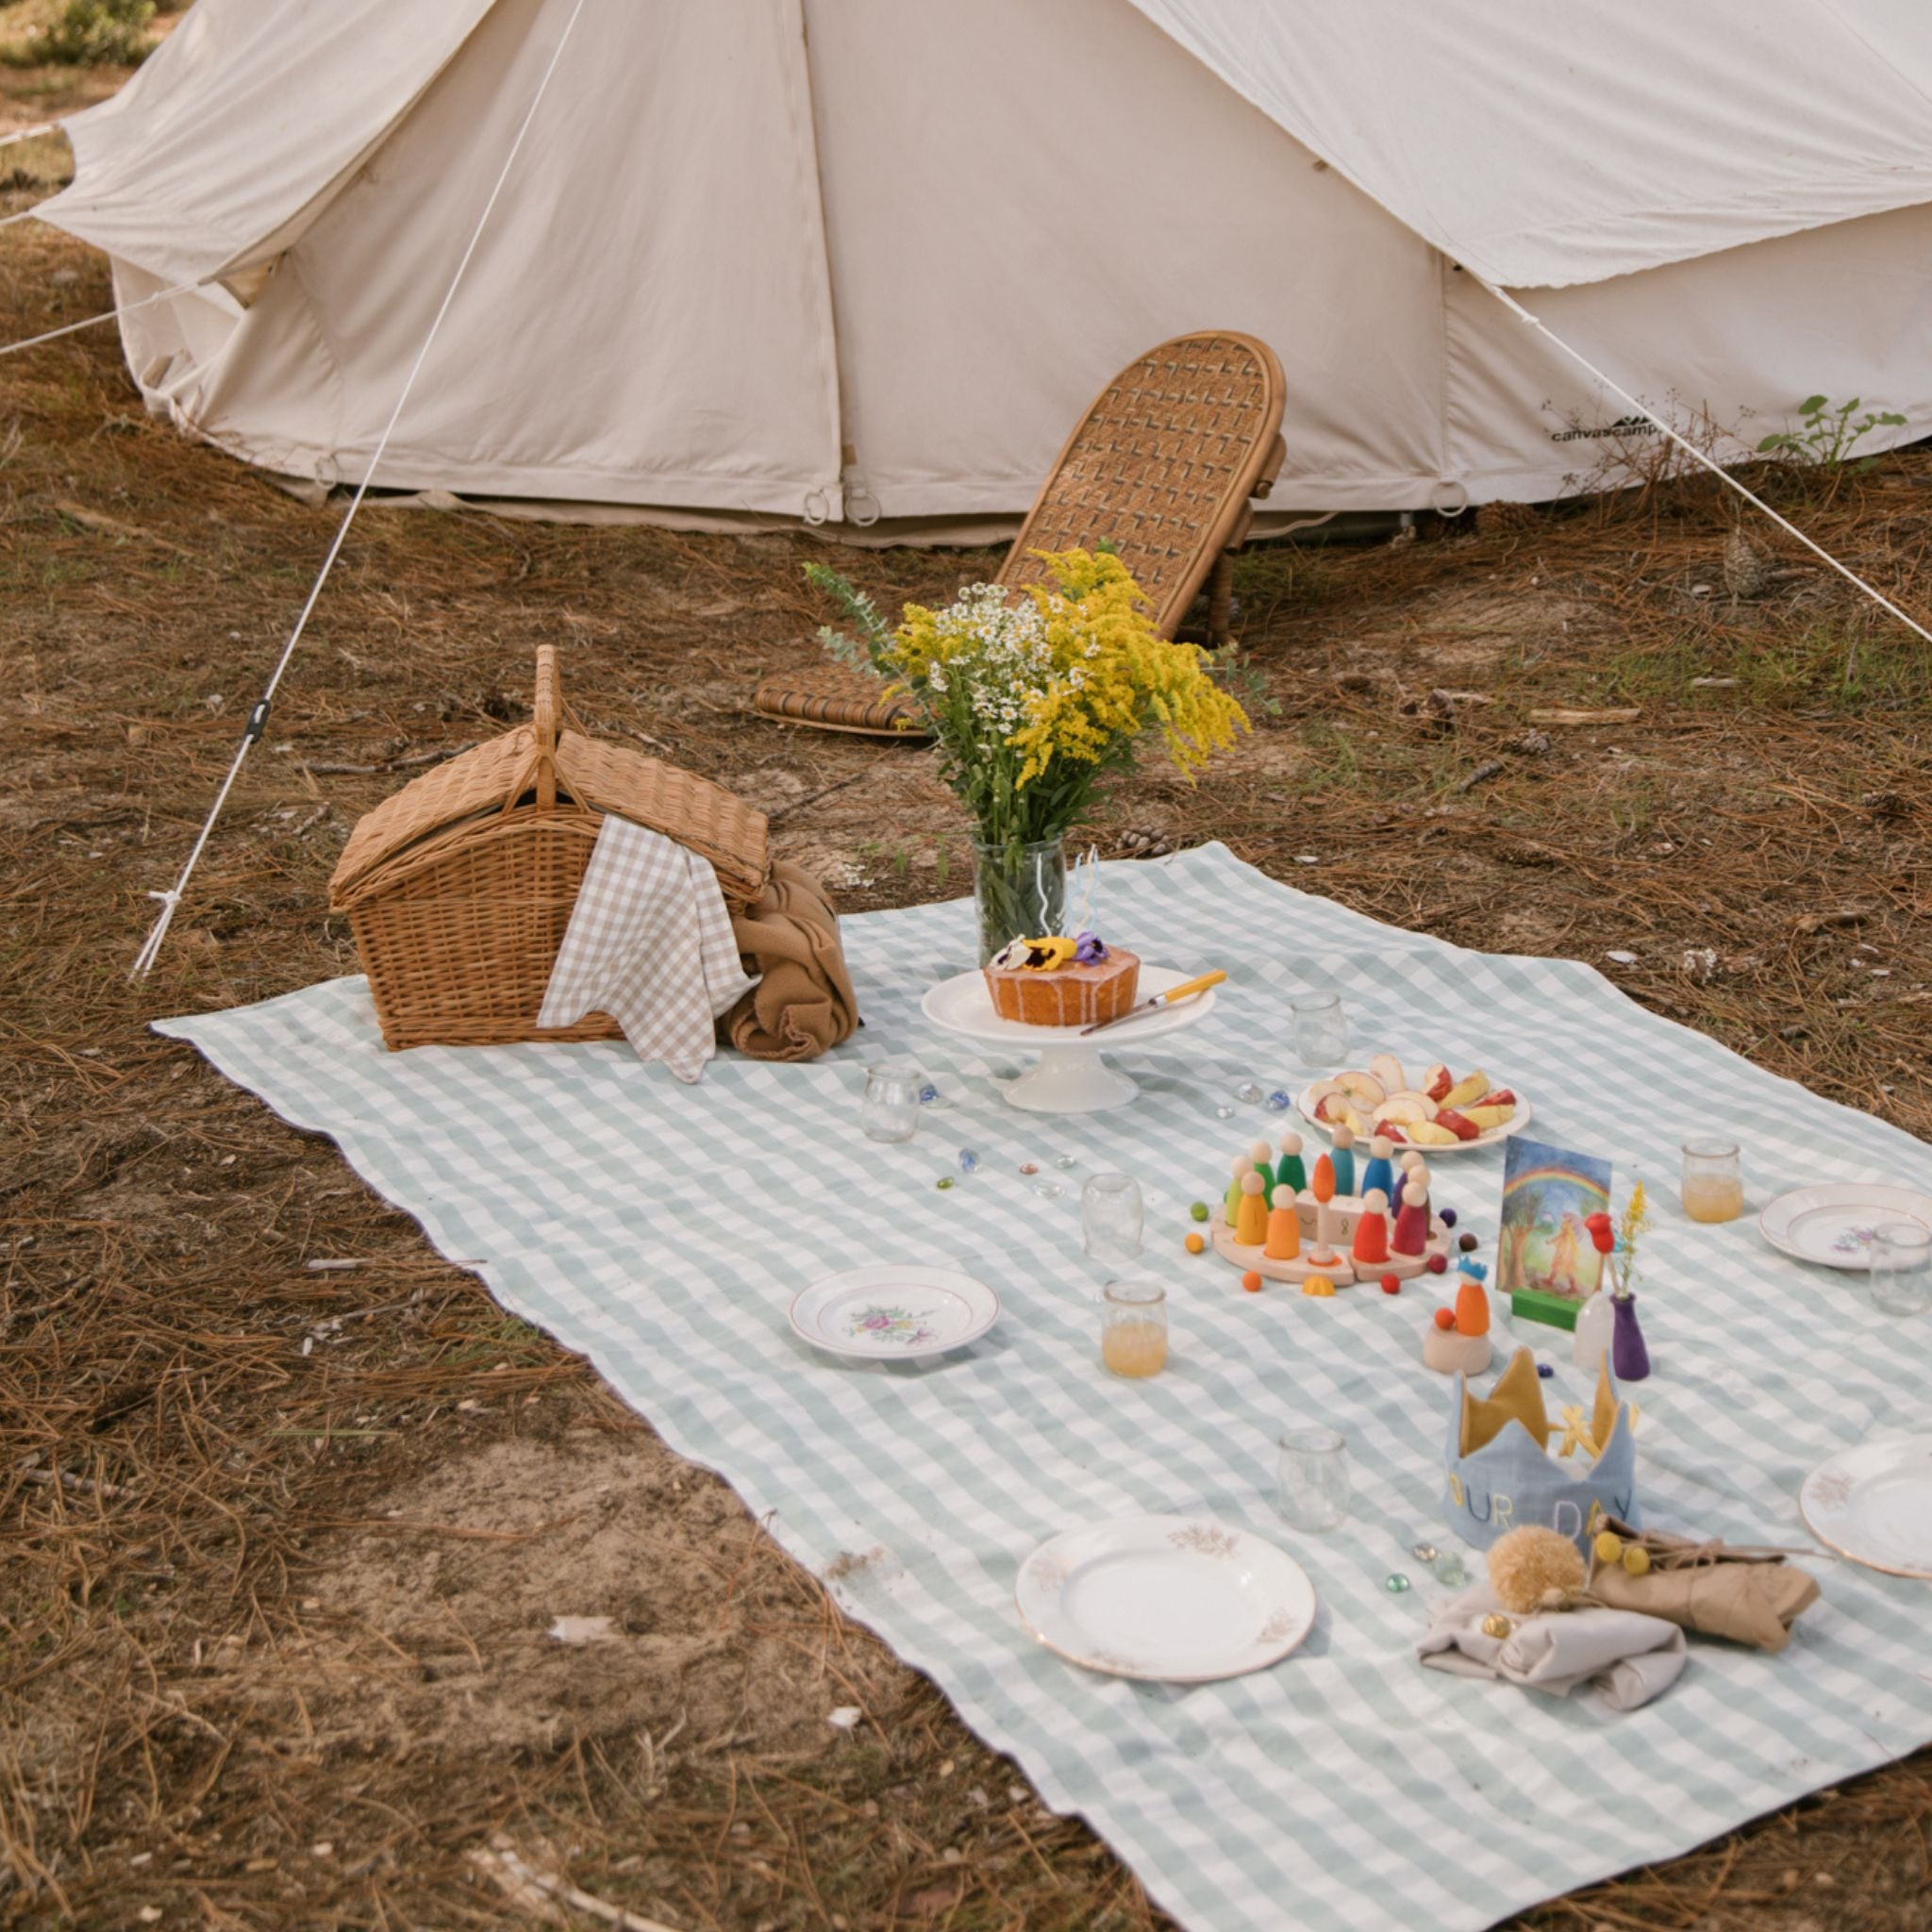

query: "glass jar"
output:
860 1058 923 1143
971 833 1067 967
1868 1223 1932 1316
1680 1137 1743 1224
1081 1173 1144 1265
1291 992 1347 1069
1276 1424 1350 1532
1099 1279 1168 1378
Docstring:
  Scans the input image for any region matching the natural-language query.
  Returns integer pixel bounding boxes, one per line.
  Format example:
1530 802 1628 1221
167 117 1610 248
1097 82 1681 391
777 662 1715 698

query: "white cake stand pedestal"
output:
920 964 1219 1114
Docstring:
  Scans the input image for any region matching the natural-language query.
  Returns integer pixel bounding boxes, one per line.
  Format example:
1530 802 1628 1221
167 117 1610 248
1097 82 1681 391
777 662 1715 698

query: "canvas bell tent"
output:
35 0 1932 535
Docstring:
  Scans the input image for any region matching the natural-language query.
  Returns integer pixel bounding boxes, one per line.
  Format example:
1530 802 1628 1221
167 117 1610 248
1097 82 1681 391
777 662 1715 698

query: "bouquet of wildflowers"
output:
809 548 1245 952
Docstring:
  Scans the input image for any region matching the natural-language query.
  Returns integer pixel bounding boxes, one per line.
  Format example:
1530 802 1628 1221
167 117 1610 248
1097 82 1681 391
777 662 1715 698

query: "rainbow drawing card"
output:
1497 1137 1612 1330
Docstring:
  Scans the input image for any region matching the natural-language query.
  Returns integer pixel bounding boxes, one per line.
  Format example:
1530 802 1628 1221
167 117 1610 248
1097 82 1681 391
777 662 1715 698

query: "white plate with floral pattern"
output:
1800 1437 1932 1579
789 1263 998 1362
1015 1514 1317 1681
1758 1183 1932 1270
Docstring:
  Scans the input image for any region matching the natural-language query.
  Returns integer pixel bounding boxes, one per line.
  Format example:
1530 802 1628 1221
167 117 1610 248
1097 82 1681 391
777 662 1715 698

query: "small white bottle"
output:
1573 1288 1616 1373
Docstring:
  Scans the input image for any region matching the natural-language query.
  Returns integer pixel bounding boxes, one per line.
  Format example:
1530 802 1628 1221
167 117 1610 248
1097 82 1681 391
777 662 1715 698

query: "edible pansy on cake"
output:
983 930 1140 1027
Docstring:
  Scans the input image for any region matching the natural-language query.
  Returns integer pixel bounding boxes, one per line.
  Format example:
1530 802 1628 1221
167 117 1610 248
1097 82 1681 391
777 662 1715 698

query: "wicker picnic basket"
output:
329 646 770 1050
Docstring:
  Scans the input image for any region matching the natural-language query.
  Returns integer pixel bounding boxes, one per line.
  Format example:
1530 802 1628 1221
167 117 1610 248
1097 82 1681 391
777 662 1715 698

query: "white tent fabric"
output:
34 0 1932 525
1127 0 1932 288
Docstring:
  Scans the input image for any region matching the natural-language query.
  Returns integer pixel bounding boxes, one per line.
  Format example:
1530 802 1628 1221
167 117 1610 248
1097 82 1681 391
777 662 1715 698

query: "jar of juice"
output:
1680 1137 1743 1223
1100 1280 1168 1378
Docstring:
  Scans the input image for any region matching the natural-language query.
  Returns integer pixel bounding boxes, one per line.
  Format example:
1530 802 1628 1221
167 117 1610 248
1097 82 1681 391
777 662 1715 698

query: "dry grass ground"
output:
3 52 1930 1932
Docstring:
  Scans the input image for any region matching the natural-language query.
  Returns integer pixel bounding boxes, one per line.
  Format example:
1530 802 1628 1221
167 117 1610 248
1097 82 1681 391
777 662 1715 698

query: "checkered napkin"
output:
537 815 757 1081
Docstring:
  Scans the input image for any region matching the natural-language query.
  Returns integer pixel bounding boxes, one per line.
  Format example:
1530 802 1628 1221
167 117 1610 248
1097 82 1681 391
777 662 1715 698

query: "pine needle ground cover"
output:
2 60 1929 1932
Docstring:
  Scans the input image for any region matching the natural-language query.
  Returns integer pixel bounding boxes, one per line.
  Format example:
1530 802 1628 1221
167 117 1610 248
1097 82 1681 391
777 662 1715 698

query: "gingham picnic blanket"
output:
536 815 755 1081
158 843 1932 1932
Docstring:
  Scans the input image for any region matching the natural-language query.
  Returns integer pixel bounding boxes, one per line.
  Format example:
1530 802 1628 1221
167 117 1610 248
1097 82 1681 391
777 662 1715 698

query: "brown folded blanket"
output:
724 859 859 1061
1586 1518 1821 1653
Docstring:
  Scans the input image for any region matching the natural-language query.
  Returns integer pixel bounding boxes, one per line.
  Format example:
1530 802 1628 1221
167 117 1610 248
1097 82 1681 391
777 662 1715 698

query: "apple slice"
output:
1381 1089 1440 1121
1306 1076 1345 1112
1339 1070 1387 1110
1434 1108 1483 1142
1422 1062 1453 1103
1374 1095 1431 1125
1368 1053 1407 1097
1339 1102 1374 1139
1406 1120 1457 1146
1464 1102 1516 1132
1313 1091 1346 1123
1440 1070 1491 1111
1379 1121 1408 1144
1477 1089 1517 1110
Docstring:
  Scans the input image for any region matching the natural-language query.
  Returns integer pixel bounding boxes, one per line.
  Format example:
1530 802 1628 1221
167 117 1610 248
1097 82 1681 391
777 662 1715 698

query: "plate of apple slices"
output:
1297 1054 1531 1153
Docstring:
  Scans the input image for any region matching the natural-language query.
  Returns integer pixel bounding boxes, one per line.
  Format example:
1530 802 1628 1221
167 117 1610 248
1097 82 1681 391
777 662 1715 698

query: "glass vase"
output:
970 833 1067 966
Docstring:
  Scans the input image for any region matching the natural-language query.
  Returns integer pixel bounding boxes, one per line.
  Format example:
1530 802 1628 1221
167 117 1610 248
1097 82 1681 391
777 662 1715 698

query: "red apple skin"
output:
1380 1121 1407 1144
1423 1063 1453 1103
1435 1108 1482 1142
1480 1089 1517 1109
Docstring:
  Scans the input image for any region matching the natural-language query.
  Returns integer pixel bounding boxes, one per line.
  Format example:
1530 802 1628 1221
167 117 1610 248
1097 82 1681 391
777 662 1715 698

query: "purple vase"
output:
1610 1292 1651 1382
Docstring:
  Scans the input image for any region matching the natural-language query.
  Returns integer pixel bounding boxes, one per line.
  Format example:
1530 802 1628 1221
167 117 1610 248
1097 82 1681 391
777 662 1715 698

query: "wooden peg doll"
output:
1235 1169 1271 1246
1391 1176 1431 1257
1264 1186 1303 1261
1329 1123 1357 1199
1360 1134 1395 1207
1224 1154 1254 1228
1248 1139 1277 1192
1275 1131 1307 1194
1351 1186 1391 1266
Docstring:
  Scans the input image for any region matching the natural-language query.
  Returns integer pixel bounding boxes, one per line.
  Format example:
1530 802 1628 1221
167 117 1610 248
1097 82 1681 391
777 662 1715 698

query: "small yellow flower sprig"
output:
1614 1178 1651 1292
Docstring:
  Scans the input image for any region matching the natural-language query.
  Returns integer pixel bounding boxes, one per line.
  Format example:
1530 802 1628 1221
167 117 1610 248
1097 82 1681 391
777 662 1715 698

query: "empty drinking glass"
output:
1082 1172 1144 1265
1277 1424 1350 1532
1868 1223 1932 1316
1291 992 1347 1069
860 1058 923 1143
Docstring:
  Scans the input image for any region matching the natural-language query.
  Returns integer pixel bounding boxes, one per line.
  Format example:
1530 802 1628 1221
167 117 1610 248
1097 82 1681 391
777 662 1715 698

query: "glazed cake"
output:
983 934 1141 1027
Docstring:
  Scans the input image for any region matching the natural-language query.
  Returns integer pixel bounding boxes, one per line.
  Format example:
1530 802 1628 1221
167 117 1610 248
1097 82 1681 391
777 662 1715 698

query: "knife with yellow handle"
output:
1079 970 1227 1036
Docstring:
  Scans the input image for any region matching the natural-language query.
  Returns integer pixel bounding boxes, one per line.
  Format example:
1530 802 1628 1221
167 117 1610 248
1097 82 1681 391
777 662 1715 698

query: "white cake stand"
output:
920 964 1218 1113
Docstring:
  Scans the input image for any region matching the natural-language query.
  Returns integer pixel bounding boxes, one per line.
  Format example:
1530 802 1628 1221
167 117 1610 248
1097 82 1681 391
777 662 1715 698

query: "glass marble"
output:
1431 1549 1470 1588
1213 1104 1237 1120
958 1149 979 1174
1384 1573 1411 1594
1018 1161 1041 1176
1054 1154 1078 1170
1410 1541 1439 1565
918 1083 941 1105
1234 1080 1264 1105
1032 1180 1064 1199
1266 1091 1293 1112
935 1176 956 1191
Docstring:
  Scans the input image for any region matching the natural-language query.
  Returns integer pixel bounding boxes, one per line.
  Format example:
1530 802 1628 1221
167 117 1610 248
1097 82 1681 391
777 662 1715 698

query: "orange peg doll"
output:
1263 1187 1303 1261
1235 1170 1270 1246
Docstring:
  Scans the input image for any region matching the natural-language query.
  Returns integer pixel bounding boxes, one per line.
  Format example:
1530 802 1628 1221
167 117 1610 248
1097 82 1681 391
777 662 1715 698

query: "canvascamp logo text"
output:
1550 414 1660 443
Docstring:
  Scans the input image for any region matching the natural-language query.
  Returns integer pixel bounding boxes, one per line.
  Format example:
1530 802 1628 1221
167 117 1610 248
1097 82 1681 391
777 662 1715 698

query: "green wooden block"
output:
1511 1286 1583 1332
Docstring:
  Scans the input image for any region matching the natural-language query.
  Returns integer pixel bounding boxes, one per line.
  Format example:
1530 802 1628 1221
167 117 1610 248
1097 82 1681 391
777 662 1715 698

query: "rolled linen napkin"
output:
723 860 859 1061
1585 1518 1820 1653
1419 1584 1687 1712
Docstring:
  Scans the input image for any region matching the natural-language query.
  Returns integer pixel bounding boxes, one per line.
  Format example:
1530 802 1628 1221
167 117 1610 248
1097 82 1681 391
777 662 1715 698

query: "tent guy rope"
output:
129 0 593 981
1477 276 1932 652
0 276 199 355
0 121 57 147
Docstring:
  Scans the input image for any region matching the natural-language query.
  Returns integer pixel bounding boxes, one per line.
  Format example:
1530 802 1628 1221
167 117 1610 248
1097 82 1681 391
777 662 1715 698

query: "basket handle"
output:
531 645 559 810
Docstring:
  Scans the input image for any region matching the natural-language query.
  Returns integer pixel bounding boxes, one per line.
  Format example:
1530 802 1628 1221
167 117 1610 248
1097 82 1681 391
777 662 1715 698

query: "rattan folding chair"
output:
756 330 1287 736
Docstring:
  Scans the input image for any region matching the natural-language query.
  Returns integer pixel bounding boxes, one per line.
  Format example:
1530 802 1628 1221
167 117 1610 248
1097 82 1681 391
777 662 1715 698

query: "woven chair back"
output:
997 330 1286 637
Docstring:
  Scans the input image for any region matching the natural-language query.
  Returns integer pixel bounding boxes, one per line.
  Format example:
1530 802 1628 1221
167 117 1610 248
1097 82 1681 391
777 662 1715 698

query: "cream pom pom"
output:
1487 1524 1587 1614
